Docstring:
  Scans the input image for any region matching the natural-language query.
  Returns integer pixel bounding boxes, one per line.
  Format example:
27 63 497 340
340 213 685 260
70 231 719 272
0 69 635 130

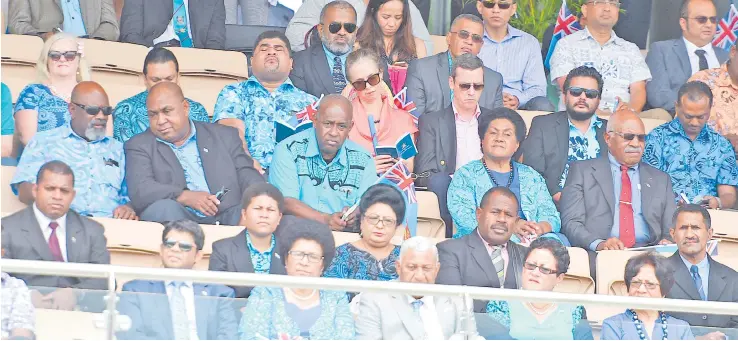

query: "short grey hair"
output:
451 53 484 78
400 236 439 262
320 0 357 23
451 14 483 30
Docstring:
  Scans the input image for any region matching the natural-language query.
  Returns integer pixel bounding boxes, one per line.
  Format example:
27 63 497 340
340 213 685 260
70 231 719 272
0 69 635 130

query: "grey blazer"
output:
436 230 527 313
119 0 226 49
355 292 480 340
521 111 608 196
8 0 119 40
559 156 676 249
406 52 504 117
665 252 738 338
646 38 729 112
1 207 110 290
123 121 264 215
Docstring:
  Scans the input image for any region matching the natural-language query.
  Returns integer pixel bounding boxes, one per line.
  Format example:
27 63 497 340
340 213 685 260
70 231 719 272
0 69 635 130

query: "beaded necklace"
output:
482 159 514 188
628 309 668 340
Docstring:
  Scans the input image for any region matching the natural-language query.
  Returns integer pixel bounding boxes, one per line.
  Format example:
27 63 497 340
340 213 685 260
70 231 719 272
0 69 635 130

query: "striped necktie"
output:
490 246 505 288
690 265 707 301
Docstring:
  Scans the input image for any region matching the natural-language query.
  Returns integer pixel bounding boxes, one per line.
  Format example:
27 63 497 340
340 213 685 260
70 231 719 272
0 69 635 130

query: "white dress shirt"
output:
32 204 68 262
153 0 194 46
165 280 199 340
683 37 720 75
407 296 445 340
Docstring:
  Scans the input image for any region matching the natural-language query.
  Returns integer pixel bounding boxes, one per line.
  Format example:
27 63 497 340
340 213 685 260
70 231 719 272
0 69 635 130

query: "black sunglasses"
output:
449 30 484 44
524 262 558 275
351 73 382 91
458 83 485 91
163 239 195 252
567 86 600 99
328 22 357 34
48 51 80 62
479 0 513 10
72 102 113 116
686 16 718 24
610 131 646 142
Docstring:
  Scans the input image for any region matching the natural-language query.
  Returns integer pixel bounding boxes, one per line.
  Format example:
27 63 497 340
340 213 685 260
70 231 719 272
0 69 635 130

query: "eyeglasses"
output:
449 30 484 44
458 83 485 91
351 73 382 91
567 87 600 99
363 214 397 227
48 50 80 62
685 16 718 24
609 131 646 142
631 280 660 290
163 239 195 252
327 22 357 34
288 250 324 263
72 102 113 116
523 262 558 275
588 0 621 7
479 0 512 9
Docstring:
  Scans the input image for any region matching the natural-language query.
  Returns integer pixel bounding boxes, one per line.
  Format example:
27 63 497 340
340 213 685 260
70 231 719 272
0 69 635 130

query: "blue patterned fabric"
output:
172 0 193 47
1 83 14 136
448 160 561 239
643 119 738 203
324 243 400 281
11 124 128 217
14 84 70 132
213 77 317 168
268 128 377 215
559 117 603 189
113 91 210 143
487 300 587 340
246 231 276 274
238 287 355 340
601 310 695 340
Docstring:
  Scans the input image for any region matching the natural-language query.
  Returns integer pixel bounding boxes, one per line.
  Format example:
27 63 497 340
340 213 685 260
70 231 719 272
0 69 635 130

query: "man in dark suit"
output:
119 0 226 49
124 82 264 225
117 220 238 340
522 66 609 204
406 14 503 117
436 187 527 313
1 161 110 310
646 0 728 114
665 204 738 340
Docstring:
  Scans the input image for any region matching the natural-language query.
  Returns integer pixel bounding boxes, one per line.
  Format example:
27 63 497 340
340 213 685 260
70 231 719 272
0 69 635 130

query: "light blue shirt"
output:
680 254 710 299
559 117 603 189
479 25 547 106
60 0 88 37
322 44 349 77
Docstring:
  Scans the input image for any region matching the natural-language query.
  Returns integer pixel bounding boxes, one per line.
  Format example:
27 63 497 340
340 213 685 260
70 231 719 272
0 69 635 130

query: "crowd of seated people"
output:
3 0 738 339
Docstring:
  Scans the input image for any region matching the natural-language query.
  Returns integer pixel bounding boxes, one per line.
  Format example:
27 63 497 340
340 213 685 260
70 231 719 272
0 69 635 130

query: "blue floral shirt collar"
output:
245 230 276 273
667 118 711 143
568 115 603 132
303 128 348 167
245 75 297 94
245 230 276 255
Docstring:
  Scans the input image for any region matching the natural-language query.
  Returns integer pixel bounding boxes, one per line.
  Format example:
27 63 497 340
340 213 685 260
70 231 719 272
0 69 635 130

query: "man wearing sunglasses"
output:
11 81 137 220
643 81 738 211
406 14 503 117
117 220 238 340
646 0 727 115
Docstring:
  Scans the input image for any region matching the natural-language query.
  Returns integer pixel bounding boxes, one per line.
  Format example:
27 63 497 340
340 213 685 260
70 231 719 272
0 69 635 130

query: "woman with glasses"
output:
486 238 593 340
325 184 405 281
447 107 563 243
238 220 355 340
14 33 93 149
342 48 418 174
601 252 695 340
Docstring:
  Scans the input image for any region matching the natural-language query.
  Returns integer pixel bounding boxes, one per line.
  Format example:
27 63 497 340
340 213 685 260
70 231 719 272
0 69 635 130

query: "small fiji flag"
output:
712 4 738 51
296 94 324 124
392 87 418 127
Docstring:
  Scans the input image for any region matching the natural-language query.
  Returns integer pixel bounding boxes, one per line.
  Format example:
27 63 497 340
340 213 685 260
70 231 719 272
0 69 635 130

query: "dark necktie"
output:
695 49 708 71
332 56 347 93
690 265 707 300
619 166 636 248
48 222 64 262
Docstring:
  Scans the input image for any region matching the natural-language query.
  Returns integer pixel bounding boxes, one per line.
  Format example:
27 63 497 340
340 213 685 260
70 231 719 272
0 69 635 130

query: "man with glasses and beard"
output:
11 81 137 220
522 66 608 205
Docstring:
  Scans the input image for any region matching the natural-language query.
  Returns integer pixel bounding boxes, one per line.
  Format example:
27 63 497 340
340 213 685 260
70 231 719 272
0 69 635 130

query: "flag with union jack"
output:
379 161 418 238
713 4 738 51
392 87 419 127
544 0 582 70
295 94 323 124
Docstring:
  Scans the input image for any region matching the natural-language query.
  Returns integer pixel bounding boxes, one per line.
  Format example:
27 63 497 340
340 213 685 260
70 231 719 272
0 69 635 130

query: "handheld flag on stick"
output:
544 0 582 70
712 4 738 51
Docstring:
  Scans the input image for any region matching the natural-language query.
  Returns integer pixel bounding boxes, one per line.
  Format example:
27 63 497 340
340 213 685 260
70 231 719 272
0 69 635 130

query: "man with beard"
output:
214 31 316 174
522 66 608 204
11 81 137 220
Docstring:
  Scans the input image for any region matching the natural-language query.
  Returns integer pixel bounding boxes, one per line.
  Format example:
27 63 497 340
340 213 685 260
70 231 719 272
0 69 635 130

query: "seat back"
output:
555 247 595 294
708 209 738 240
224 24 286 56
596 250 646 295
1 34 44 64
430 35 448 54
518 110 550 134
81 39 149 74
641 118 668 134
1 62 36 104
166 47 248 79
35 309 106 340
179 75 237 115
416 191 446 239
1 166 26 215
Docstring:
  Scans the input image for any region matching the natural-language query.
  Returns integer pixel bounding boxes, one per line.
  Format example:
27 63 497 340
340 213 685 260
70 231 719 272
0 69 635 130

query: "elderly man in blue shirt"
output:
12 81 136 220
269 94 377 232
214 30 317 174
643 81 738 210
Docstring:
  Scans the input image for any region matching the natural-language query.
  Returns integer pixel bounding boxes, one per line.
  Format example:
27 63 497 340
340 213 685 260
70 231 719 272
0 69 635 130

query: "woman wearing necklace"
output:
238 220 355 340
601 252 695 340
14 32 93 150
487 238 593 340
447 107 563 243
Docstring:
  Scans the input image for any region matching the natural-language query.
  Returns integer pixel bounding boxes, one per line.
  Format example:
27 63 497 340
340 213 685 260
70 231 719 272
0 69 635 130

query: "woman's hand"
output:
513 220 538 241
375 155 397 174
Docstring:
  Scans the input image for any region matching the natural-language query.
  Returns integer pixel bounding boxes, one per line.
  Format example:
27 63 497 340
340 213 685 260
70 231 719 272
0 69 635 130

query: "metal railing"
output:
3 258 738 339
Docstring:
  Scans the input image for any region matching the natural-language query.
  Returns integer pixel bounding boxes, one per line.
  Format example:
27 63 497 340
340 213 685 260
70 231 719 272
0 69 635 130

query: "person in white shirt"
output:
355 236 482 340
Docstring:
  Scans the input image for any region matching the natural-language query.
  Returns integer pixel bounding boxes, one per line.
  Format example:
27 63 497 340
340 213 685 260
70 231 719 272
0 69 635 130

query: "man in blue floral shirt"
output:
213 31 317 173
644 81 738 209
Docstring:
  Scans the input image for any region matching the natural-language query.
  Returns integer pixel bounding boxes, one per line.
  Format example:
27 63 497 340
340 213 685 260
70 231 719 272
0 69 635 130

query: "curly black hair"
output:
278 219 337 271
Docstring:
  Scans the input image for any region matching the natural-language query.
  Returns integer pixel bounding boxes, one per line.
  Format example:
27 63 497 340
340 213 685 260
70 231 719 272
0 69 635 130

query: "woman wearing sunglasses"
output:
238 220 355 340
342 48 418 174
14 33 92 150
602 252 695 340
486 238 594 340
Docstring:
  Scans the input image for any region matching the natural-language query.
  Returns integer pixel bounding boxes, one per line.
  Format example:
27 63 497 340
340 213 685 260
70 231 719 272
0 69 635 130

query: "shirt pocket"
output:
103 164 123 192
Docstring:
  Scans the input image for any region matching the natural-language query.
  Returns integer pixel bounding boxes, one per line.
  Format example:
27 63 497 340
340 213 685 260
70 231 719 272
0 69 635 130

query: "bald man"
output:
124 82 264 225
269 94 376 232
12 81 136 219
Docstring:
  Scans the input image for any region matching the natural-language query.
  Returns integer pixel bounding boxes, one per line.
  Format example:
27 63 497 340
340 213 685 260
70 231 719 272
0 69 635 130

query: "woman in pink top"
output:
343 48 418 174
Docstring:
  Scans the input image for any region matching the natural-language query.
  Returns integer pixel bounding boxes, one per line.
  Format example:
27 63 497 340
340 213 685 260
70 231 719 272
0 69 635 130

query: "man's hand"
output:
49 288 77 310
596 237 625 251
253 159 265 175
325 212 347 231
503 93 520 110
374 155 396 174
702 195 720 209
341 206 358 227
552 192 562 203
513 220 538 240
696 331 727 340
179 190 220 216
30 290 52 309
113 204 138 220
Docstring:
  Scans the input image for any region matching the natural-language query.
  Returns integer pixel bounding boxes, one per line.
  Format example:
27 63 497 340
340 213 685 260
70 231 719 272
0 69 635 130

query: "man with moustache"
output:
522 66 609 204
11 81 137 219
